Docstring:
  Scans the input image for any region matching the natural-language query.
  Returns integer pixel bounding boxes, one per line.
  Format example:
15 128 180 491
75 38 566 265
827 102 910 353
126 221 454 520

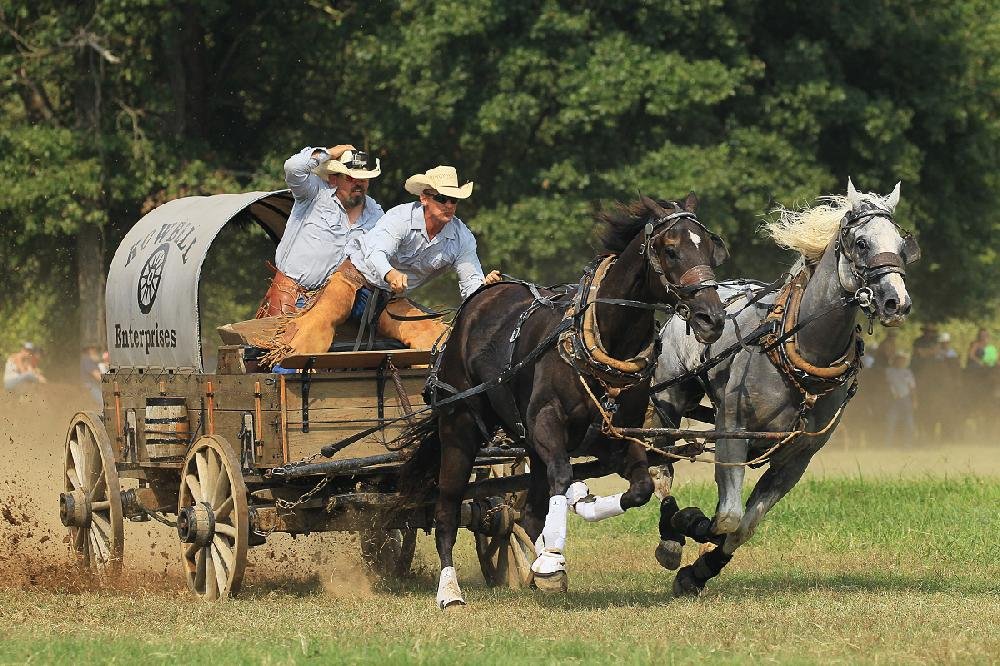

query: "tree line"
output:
1 0 998 364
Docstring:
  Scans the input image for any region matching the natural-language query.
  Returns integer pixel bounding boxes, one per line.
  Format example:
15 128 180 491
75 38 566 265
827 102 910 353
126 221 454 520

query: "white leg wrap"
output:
535 494 568 555
573 493 625 522
566 481 590 506
435 566 465 609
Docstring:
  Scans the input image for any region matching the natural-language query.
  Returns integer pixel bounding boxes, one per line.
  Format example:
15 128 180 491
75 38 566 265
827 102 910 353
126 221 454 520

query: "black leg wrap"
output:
671 506 714 543
654 497 685 570
658 496 684 542
693 545 733 584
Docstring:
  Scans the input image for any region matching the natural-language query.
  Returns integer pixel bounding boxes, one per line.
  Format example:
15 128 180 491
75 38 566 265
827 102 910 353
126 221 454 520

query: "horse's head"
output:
639 193 729 343
836 178 920 327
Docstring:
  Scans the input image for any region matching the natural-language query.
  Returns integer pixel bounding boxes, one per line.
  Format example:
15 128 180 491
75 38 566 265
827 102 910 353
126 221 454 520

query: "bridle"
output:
834 206 920 315
638 210 722 320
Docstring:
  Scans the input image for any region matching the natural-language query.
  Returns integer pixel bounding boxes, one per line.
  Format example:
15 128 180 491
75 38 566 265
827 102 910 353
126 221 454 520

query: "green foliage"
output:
1 0 998 349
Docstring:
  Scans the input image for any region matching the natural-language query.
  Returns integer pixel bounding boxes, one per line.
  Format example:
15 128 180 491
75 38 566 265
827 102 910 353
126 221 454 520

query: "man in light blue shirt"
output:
270 165 500 358
256 144 384 317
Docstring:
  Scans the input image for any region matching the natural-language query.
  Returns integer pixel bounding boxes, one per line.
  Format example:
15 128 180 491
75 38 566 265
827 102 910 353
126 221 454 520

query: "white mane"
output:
762 191 896 260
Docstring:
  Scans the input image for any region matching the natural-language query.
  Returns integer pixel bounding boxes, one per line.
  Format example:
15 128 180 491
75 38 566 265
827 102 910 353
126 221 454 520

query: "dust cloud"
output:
0 385 373 597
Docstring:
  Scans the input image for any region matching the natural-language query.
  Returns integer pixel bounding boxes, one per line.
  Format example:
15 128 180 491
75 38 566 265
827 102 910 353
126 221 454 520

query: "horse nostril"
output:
694 312 714 330
899 301 911 315
883 298 898 314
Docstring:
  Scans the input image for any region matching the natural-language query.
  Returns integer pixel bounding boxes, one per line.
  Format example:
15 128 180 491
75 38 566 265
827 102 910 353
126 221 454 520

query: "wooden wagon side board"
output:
282 369 428 463
100 363 431 471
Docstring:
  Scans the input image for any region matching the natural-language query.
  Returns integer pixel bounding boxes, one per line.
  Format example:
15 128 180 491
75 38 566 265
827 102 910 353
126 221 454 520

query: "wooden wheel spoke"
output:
214 522 237 538
212 535 236 574
185 474 204 503
69 440 87 490
510 527 533 585
214 496 234 521
205 552 220 601
212 466 231 509
81 424 104 487
195 547 207 591
66 468 83 491
91 513 113 539
485 534 505 560
195 451 213 502
73 527 85 550
496 540 510 581
89 529 110 563
92 473 108 499
185 542 199 561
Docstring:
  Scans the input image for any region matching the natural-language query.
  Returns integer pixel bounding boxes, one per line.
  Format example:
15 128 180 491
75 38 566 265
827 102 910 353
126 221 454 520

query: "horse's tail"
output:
394 414 442 509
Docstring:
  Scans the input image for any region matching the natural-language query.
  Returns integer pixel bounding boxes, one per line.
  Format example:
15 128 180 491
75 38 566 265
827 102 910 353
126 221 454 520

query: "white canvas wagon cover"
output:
106 190 292 371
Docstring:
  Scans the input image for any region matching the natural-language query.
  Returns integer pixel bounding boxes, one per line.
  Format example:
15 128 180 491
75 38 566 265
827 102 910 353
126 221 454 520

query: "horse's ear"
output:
709 233 730 268
683 191 699 213
639 193 668 218
846 177 861 209
886 181 901 209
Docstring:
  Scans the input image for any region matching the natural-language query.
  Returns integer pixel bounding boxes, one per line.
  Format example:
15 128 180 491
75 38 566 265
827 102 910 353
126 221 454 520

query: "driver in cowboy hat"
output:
256 144 384 318
268 165 501 358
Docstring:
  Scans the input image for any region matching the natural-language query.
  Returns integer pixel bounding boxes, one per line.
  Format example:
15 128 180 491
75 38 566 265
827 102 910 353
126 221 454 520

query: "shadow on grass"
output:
716 569 999 597
241 560 998 604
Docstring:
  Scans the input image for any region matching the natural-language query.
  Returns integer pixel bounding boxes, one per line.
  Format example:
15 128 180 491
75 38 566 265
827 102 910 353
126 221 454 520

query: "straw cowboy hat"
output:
320 149 381 179
404 165 474 199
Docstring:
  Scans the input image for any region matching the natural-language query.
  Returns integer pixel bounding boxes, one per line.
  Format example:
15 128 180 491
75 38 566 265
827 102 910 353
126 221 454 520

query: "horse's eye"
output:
855 238 868 253
664 246 679 260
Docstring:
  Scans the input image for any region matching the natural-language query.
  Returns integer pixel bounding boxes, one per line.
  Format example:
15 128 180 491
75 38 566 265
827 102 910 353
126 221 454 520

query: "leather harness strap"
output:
761 270 862 411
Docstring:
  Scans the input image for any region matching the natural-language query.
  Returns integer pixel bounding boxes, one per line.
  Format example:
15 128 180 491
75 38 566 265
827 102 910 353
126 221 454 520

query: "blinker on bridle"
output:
837 208 920 282
638 211 720 311
836 207 920 320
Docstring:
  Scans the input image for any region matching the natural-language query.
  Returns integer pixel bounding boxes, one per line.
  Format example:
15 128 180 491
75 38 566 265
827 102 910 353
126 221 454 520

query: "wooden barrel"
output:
144 397 189 459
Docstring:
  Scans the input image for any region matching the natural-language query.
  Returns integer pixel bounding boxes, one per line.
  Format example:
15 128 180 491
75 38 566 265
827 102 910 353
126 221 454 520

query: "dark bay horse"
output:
402 193 729 608
651 179 919 596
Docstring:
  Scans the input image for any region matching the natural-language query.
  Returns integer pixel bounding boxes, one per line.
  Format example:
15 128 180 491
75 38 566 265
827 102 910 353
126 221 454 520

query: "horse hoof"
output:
655 539 683 570
672 566 704 598
532 570 568 593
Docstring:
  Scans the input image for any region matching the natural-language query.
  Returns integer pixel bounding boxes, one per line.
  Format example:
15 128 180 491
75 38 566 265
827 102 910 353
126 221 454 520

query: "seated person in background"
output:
256 144 384 317
267 165 501 360
4 342 46 393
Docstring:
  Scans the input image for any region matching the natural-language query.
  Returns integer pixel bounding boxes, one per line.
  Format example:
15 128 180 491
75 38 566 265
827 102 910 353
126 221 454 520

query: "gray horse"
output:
650 179 919 595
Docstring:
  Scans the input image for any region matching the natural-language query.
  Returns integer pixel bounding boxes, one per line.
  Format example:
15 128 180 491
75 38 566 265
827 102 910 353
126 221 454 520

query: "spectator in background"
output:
967 328 997 369
4 342 46 393
964 328 995 438
885 351 917 447
80 344 103 406
874 329 898 368
936 332 959 363
911 324 939 441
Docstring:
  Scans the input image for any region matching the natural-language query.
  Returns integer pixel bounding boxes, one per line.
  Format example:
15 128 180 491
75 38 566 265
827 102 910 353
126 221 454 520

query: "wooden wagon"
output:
57 191 539 599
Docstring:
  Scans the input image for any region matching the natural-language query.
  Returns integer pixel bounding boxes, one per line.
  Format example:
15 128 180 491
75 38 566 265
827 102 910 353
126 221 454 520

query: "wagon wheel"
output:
177 435 249 601
60 411 124 577
359 528 417 579
474 459 535 588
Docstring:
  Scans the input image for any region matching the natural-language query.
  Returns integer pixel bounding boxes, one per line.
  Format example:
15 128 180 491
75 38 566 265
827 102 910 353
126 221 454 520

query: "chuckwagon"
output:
57 190 544 600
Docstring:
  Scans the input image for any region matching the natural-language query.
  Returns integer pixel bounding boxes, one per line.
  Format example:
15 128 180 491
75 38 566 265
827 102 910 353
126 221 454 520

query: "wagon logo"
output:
137 244 169 314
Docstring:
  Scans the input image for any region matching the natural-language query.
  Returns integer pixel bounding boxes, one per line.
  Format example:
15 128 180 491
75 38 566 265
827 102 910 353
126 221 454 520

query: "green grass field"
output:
1 475 997 664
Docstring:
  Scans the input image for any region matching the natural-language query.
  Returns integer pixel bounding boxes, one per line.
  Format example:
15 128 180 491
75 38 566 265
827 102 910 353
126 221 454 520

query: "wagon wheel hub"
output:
59 489 92 528
177 502 216 547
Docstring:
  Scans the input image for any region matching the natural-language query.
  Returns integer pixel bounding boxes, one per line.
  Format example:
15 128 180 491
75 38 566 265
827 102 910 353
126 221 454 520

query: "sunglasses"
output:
430 192 459 205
